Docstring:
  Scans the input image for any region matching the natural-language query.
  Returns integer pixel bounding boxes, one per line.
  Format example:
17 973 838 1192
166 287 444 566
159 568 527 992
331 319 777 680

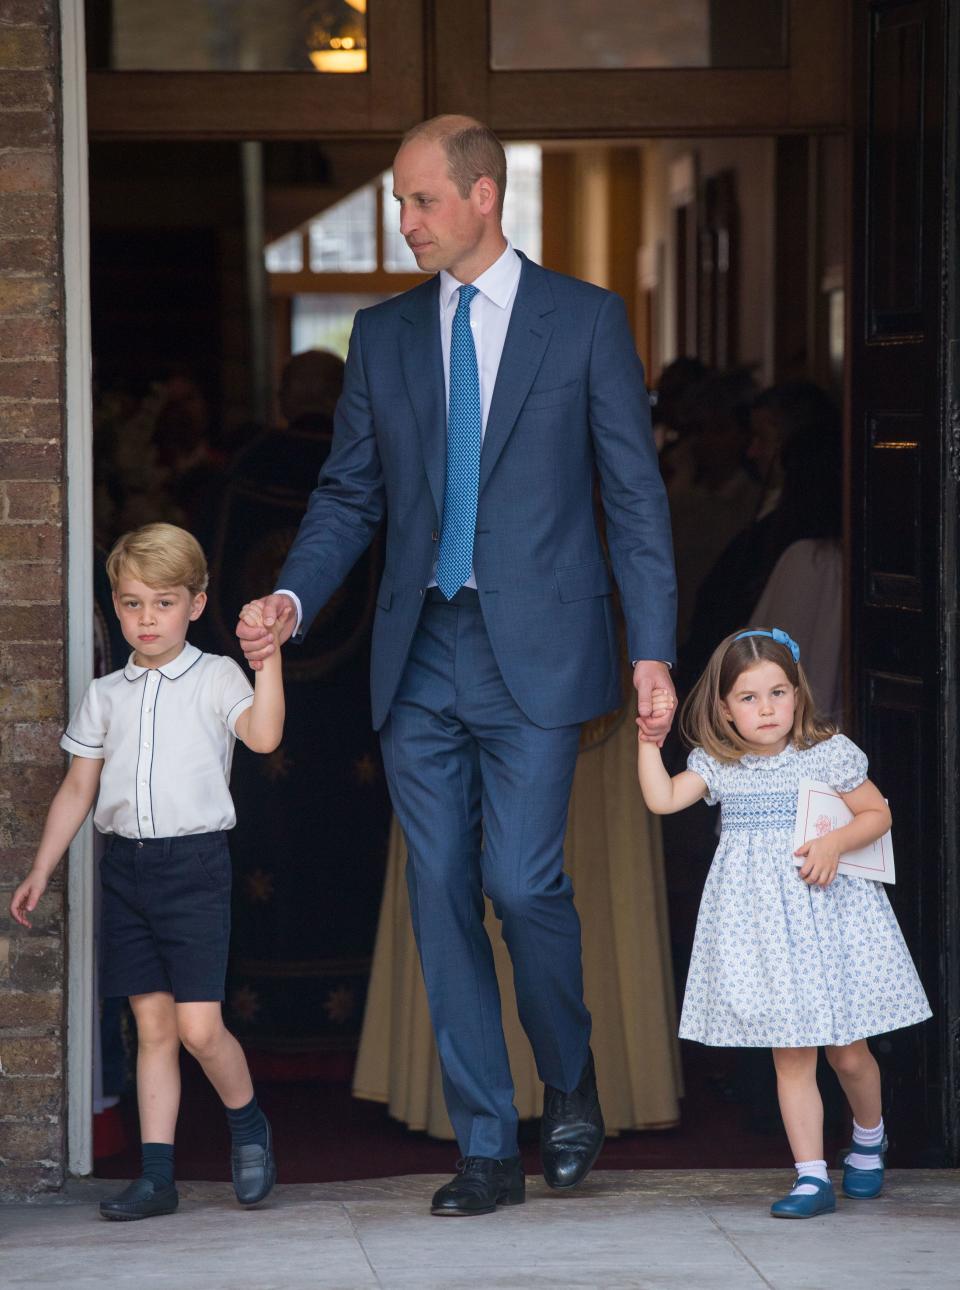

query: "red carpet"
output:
95 1042 847 1183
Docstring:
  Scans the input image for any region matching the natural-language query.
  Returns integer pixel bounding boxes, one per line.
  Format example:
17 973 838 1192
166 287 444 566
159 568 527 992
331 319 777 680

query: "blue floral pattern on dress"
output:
680 734 932 1047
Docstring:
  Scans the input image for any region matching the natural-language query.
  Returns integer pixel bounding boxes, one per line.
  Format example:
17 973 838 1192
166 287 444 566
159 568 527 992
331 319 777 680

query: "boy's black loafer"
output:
99 1177 179 1221
430 1155 525 1216
231 1115 277 1206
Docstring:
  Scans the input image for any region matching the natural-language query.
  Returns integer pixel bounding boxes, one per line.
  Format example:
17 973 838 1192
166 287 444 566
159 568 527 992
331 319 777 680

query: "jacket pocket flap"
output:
556 559 613 603
523 379 580 413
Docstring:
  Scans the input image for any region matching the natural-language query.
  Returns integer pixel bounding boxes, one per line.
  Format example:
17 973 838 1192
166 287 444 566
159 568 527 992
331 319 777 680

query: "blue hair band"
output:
733 628 801 664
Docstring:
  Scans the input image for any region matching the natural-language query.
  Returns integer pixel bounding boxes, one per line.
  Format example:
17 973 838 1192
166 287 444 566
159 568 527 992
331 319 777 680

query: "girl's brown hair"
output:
681 629 836 763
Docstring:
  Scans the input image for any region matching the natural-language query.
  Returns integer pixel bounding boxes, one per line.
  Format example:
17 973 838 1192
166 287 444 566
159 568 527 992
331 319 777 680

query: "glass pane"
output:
381 172 419 272
382 144 542 271
265 231 304 273
292 293 391 359
86 0 368 72
308 185 377 272
489 0 786 70
502 144 542 264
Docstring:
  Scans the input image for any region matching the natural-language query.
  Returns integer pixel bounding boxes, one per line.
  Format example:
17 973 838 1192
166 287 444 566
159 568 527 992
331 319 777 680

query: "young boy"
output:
9 523 284 1221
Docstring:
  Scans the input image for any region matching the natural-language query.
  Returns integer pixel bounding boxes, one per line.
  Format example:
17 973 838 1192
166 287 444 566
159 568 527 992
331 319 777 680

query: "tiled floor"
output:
4 1170 959 1289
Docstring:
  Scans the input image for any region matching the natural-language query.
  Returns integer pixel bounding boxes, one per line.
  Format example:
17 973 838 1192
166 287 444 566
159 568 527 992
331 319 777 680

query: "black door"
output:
850 0 960 1164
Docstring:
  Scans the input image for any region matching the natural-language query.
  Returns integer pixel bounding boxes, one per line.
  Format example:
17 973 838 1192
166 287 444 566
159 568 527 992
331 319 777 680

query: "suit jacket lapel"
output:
479 257 555 495
400 276 445 519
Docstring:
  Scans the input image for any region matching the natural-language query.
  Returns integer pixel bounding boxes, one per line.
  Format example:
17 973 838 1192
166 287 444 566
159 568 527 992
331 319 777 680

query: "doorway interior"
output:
83 128 864 1182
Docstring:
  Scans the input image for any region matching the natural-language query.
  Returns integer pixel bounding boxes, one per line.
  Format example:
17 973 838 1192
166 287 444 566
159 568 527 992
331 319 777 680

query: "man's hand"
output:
236 594 296 672
634 661 677 747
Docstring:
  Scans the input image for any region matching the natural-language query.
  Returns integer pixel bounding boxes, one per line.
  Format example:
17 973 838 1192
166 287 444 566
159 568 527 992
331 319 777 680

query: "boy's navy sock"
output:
141 1142 175 1189
225 1095 268 1148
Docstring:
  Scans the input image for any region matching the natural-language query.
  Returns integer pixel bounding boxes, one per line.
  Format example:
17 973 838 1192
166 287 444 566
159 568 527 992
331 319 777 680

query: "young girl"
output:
638 628 931 1219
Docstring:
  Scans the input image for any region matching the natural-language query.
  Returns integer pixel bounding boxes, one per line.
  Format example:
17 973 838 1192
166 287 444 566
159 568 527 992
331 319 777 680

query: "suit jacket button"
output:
431 530 439 541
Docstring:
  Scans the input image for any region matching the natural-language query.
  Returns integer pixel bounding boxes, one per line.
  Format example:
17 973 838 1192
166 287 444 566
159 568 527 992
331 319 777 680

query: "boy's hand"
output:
10 871 48 928
240 601 281 643
794 836 841 887
237 594 293 670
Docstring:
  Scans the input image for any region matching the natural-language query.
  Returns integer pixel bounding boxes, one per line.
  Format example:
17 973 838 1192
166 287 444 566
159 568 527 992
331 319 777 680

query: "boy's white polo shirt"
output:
61 643 254 840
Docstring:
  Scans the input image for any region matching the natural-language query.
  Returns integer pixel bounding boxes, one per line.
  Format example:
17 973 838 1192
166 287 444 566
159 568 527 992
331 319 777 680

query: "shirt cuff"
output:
273 588 303 636
225 694 254 736
632 660 672 668
60 732 105 759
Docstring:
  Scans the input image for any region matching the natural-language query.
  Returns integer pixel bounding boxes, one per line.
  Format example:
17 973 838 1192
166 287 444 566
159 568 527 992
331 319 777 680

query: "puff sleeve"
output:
687 746 720 806
823 733 869 794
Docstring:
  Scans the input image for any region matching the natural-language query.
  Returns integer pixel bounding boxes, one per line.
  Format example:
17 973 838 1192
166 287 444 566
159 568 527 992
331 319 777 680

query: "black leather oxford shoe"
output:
430 1155 525 1216
99 1177 179 1221
231 1115 277 1206
541 1048 605 1189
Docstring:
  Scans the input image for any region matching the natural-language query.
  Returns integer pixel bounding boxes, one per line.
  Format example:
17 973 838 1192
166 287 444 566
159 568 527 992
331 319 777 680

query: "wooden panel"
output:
861 672 933 1145
850 0 956 1163
864 414 923 608
87 0 424 139
866 3 926 337
433 0 846 136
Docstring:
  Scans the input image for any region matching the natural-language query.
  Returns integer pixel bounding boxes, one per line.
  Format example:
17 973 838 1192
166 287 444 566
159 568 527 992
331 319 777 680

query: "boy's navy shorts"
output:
99 832 231 1002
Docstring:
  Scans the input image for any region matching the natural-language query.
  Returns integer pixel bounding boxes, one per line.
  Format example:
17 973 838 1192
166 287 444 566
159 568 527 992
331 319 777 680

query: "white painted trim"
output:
60 0 95 1179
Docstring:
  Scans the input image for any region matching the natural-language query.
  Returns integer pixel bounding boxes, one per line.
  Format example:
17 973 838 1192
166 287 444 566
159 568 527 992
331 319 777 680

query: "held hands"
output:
794 836 841 887
9 871 47 929
235 594 295 672
634 662 677 747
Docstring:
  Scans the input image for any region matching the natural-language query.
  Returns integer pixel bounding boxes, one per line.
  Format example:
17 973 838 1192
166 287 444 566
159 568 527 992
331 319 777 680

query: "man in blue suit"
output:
238 116 677 1215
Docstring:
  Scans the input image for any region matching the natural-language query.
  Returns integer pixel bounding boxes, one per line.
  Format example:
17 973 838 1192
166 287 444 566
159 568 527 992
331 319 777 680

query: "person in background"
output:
668 368 761 649
680 384 842 693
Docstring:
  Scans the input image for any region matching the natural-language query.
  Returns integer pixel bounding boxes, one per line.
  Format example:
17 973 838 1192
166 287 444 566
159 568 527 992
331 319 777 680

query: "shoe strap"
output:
794 1176 831 1191
848 1136 887 1156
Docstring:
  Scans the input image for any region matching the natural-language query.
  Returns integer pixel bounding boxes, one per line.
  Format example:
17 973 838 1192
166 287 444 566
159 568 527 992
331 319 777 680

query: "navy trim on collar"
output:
123 642 203 682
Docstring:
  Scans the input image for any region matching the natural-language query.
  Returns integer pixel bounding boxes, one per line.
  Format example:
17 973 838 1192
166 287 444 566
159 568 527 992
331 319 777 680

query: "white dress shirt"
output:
279 242 523 619
61 643 254 839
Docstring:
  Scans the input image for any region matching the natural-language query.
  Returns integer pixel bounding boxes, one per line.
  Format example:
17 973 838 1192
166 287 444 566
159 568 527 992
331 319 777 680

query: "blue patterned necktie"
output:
436 283 481 600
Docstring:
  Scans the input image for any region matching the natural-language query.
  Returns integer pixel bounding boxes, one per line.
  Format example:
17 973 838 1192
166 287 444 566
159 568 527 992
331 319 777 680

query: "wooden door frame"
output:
86 0 426 139
430 0 847 138
848 0 959 1164
86 0 848 142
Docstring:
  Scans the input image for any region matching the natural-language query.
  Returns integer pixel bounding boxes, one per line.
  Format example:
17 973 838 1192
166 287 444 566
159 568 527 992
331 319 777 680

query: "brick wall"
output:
0 0 67 1197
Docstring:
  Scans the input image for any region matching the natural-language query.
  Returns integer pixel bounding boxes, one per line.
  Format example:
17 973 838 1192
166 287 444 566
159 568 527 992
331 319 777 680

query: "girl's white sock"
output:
846 1117 885 1170
792 1159 829 1194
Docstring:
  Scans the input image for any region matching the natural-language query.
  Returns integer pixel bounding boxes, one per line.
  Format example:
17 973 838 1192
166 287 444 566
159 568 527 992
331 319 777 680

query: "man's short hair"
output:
106 523 209 597
400 115 507 217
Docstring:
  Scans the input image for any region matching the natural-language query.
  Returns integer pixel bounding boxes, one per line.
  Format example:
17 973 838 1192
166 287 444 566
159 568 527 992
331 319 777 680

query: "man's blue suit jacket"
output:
277 253 677 731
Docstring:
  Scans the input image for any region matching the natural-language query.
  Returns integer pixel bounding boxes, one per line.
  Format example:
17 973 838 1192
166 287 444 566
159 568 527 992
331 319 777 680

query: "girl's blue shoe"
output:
842 1136 887 1198
770 1176 836 1219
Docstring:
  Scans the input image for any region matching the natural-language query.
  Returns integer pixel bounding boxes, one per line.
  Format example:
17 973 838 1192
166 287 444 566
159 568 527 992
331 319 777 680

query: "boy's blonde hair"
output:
105 523 208 597
681 629 836 763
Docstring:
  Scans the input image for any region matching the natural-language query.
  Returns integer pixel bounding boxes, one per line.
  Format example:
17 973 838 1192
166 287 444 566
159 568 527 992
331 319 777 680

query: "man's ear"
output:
189 591 208 621
474 176 498 216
